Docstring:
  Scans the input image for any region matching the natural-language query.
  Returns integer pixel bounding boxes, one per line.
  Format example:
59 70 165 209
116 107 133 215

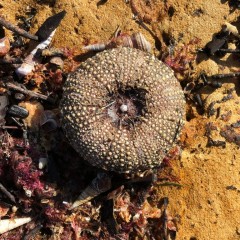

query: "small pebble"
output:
0 94 9 121
24 189 32 198
49 56 64 68
7 105 29 119
14 93 25 101
38 157 48 169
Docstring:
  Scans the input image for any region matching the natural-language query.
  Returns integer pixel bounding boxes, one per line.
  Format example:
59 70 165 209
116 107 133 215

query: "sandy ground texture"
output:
1 0 240 239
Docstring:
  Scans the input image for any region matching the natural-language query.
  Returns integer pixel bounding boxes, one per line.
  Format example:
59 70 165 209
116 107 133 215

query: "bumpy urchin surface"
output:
60 47 185 173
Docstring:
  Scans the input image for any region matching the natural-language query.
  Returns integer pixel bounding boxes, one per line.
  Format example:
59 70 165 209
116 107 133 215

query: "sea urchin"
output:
60 47 185 173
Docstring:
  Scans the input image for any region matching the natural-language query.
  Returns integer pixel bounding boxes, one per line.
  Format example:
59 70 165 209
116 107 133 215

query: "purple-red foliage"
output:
44 206 65 223
0 131 13 179
10 151 44 194
161 146 181 168
164 38 200 75
47 69 63 90
59 225 74 240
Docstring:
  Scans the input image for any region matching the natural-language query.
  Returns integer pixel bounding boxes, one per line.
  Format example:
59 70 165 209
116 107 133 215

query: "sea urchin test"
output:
60 47 185 173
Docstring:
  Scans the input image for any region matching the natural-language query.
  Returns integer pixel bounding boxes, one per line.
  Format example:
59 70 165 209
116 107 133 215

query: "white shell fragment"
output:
24 189 32 198
0 217 32 234
69 173 111 210
83 43 106 51
130 32 151 52
16 30 56 77
223 22 240 38
83 32 151 52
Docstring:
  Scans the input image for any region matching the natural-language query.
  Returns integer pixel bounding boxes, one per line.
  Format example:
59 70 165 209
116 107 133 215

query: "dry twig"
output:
0 17 38 41
3 82 55 103
0 183 16 203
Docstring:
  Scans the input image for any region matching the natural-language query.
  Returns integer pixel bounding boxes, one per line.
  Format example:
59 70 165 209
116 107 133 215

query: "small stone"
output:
14 93 25 101
0 37 10 57
7 105 29 119
24 189 32 198
0 94 8 121
38 157 48 169
49 56 64 68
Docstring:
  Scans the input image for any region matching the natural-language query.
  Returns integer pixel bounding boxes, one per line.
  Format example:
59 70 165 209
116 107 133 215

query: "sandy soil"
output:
1 0 240 239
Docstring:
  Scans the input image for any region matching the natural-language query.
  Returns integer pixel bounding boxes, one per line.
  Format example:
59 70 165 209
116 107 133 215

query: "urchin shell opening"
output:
106 87 147 129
